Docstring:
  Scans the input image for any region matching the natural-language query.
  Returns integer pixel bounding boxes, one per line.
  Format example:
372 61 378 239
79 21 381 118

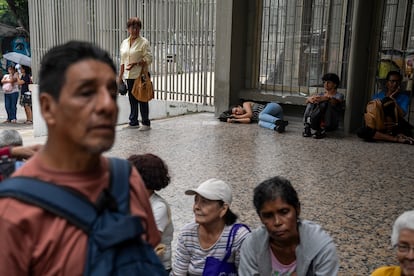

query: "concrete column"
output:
345 0 385 133
214 0 249 115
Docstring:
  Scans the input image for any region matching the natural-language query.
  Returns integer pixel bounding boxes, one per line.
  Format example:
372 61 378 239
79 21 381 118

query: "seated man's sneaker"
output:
313 129 326 139
302 124 312 137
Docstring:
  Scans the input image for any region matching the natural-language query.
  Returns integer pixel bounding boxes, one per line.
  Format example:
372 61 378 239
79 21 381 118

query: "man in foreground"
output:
0 41 160 274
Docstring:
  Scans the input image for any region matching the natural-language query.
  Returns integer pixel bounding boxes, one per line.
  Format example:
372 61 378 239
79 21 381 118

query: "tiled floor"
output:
14 111 414 275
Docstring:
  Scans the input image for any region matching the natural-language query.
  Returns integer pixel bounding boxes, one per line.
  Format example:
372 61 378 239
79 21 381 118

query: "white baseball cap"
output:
185 178 232 205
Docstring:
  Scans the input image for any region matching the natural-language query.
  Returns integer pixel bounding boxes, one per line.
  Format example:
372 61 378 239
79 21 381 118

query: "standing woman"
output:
1 65 19 123
119 17 153 130
17 65 33 124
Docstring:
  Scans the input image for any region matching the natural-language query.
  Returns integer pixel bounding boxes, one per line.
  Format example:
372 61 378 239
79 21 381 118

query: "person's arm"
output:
311 240 339 275
0 216 32 275
239 235 261 276
227 117 252 124
17 76 24 85
371 131 414 144
327 92 344 106
118 64 125 84
233 227 251 268
10 144 42 160
129 168 161 247
171 230 191 276
232 102 253 120
1 74 14 84
139 39 153 67
306 94 320 104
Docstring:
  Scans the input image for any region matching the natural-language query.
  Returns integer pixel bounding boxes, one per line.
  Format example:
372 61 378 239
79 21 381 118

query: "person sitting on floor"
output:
371 210 414 276
171 178 251 275
357 71 414 145
302 73 345 139
0 129 41 181
127 153 174 274
226 101 289 133
239 176 339 275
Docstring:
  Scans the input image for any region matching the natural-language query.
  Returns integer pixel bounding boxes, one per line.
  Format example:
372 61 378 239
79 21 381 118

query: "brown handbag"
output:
131 66 154 102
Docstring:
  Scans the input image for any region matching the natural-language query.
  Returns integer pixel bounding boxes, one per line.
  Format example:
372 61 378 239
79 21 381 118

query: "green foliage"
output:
0 0 17 26
1 0 29 32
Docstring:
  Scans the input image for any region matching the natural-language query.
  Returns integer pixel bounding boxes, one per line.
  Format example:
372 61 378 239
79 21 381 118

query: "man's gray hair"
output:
0 129 23 148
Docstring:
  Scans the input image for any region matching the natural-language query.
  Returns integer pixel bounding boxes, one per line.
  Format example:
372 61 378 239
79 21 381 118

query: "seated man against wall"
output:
357 71 414 144
302 73 345 139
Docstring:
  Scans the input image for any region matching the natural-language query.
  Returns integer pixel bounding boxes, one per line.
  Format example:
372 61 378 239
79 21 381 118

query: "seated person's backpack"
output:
364 97 401 133
0 158 167 276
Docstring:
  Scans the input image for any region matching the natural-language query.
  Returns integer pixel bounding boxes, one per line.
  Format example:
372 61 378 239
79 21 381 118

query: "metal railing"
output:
28 0 216 106
259 0 352 96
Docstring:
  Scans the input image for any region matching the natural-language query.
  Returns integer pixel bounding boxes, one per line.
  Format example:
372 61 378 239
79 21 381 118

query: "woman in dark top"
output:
17 65 32 124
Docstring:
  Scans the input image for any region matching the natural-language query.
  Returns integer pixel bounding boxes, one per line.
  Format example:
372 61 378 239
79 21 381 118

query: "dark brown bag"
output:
131 67 154 102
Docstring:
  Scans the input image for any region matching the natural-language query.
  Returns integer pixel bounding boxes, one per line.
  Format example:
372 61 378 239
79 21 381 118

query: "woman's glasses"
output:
395 244 414 254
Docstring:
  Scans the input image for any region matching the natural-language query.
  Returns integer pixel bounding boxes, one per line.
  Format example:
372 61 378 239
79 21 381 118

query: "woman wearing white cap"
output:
171 178 250 276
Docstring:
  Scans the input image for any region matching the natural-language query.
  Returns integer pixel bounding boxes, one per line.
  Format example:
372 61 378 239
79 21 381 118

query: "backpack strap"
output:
0 176 96 232
0 157 131 233
108 157 131 214
222 223 251 261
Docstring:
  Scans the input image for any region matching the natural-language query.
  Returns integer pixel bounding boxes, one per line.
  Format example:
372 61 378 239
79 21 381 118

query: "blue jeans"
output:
126 79 150 126
4 91 19 121
258 102 284 130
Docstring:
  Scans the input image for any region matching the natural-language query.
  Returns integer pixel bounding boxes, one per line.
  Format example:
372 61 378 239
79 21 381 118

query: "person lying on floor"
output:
226 101 288 133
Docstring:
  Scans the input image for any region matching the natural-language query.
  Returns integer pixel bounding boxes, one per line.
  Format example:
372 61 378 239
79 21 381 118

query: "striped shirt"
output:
251 103 266 122
171 222 251 276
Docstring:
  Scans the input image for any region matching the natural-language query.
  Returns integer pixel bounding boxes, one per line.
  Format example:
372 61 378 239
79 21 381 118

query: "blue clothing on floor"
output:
257 102 284 130
372 90 410 115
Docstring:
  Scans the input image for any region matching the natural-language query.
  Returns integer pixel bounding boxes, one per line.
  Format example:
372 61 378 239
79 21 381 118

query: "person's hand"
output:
395 134 414 145
307 95 319 103
125 63 134 70
138 60 147 67
390 87 401 99
10 144 42 159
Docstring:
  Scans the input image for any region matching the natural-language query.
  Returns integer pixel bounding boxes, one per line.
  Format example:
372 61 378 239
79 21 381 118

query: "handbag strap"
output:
222 223 250 261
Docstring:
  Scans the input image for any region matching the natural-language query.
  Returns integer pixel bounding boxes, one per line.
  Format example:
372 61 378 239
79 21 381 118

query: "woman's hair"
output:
391 210 414 246
253 176 300 217
127 153 170 191
322 73 340 87
21 65 31 75
39 40 116 100
7 65 15 71
229 104 242 114
386 70 402 82
127 17 142 29
218 200 238 225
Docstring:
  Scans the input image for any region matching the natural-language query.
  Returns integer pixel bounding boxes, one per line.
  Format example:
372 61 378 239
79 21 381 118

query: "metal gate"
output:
28 0 216 106
259 0 352 96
